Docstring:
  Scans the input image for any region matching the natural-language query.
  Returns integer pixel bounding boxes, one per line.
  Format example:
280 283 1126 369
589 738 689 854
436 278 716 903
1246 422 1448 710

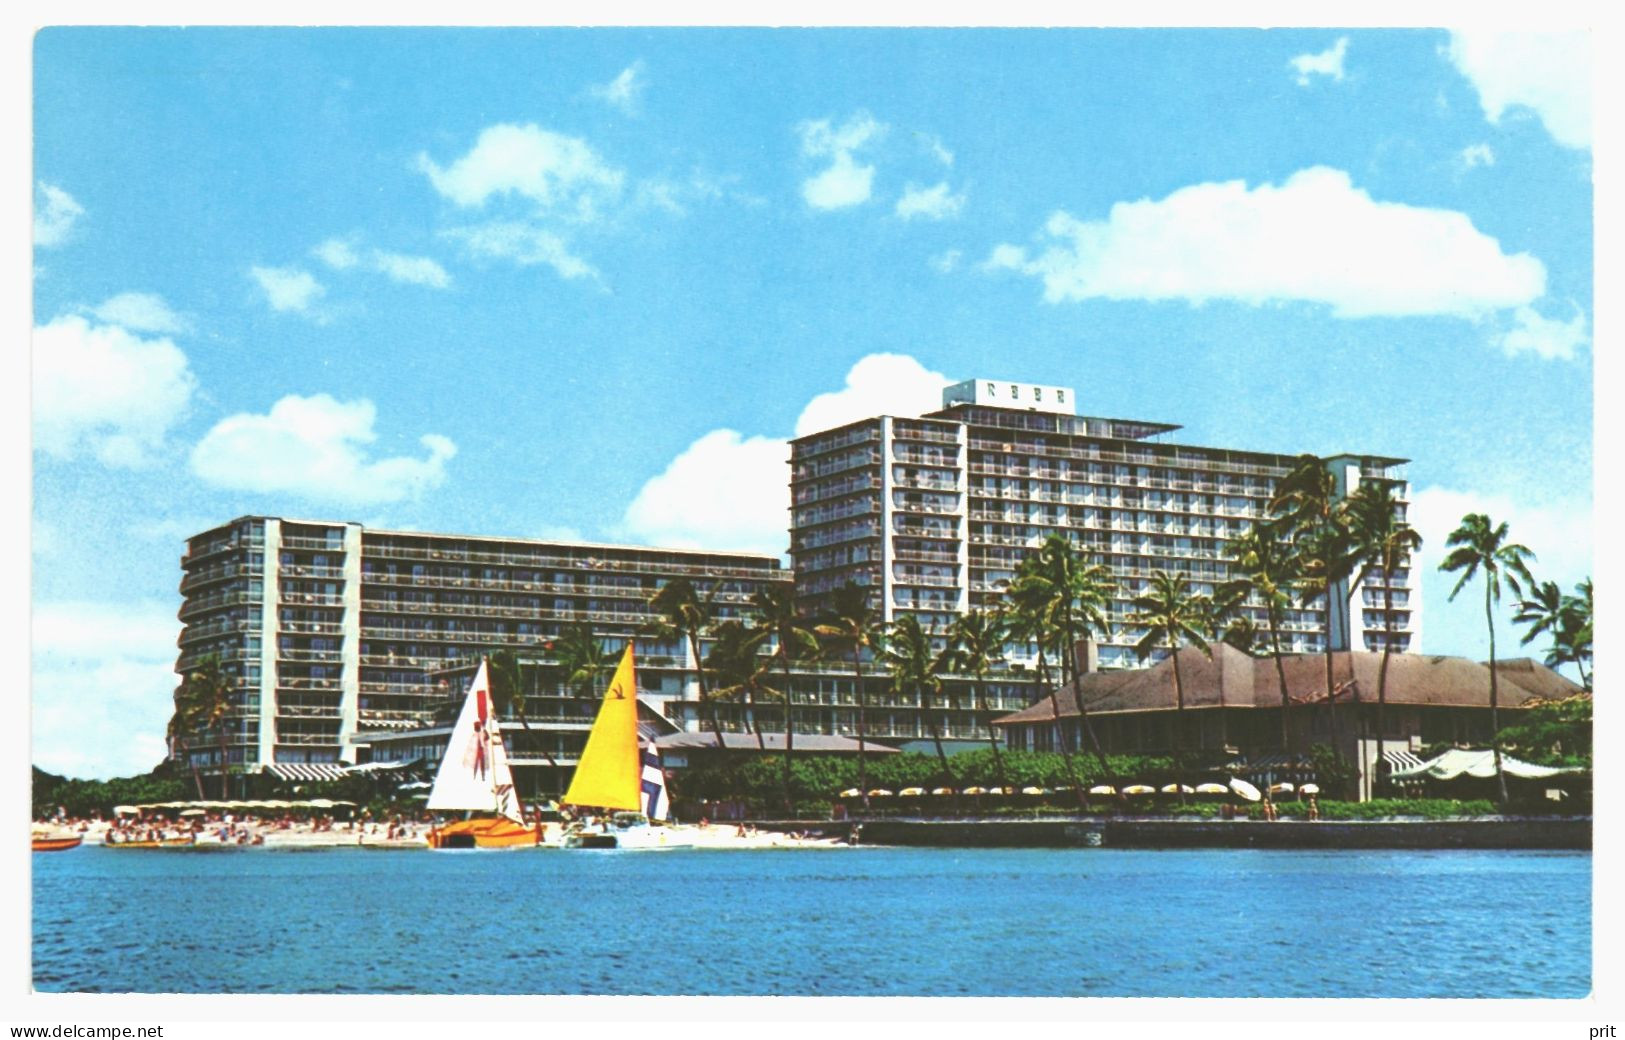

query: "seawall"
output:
766 817 1591 850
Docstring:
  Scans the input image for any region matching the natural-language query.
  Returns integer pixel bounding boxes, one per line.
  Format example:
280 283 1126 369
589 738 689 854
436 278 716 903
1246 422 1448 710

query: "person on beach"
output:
1308 793 1320 821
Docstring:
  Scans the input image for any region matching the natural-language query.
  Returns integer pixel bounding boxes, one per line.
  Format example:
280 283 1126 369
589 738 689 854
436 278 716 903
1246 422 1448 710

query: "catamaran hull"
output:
32 836 82 852
561 825 694 850
427 818 542 849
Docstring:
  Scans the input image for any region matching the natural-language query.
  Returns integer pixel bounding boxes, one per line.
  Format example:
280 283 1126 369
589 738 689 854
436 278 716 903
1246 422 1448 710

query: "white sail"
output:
426 660 525 823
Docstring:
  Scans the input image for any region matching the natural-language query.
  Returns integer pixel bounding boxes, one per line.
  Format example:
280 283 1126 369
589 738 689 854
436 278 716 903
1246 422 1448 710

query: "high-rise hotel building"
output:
789 377 1420 671
175 518 787 772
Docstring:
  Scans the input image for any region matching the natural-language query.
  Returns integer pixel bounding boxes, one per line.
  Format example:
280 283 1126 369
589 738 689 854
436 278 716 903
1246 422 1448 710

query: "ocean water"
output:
32 846 1590 997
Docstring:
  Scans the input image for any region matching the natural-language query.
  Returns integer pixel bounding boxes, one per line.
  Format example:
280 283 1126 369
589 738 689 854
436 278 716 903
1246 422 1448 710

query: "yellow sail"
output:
561 644 643 811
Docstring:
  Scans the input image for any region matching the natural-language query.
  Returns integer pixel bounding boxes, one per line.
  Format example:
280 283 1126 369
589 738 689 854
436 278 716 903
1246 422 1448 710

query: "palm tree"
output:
177 655 237 799
1515 577 1592 690
1269 455 1358 754
1130 570 1212 800
750 586 821 816
555 622 613 697
813 583 885 810
1005 569 1086 803
884 614 954 788
1014 536 1118 784
1440 512 1536 808
704 618 771 751
487 648 560 771
1344 480 1423 795
943 607 1011 789
646 578 726 752
1218 523 1301 753
166 678 208 799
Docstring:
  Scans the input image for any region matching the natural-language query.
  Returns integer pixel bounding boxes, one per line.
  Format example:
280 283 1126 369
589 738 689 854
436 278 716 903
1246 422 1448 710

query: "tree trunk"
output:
1269 604 1292 754
217 720 231 800
1487 583 1508 809
1374 563 1393 799
1322 578 1343 781
1061 617 1116 785
922 681 952 792
780 654 795 818
980 670 1007 788
1169 639 1188 805
1038 647 1087 810
853 646 870 812
691 629 726 753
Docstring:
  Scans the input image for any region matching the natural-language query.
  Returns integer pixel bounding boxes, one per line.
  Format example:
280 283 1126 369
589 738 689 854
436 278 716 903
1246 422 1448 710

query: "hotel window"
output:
1057 390 1065 404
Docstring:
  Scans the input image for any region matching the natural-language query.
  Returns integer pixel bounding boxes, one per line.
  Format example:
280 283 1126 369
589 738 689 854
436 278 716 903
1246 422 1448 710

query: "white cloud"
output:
1289 37 1349 86
372 251 452 289
313 237 361 270
621 430 791 555
1460 143 1496 169
32 314 196 466
987 166 1546 319
922 133 954 166
591 61 645 114
32 600 182 780
798 111 886 210
1497 305 1588 360
794 353 953 437
443 222 600 282
931 249 963 274
1446 31 1590 149
620 354 951 555
417 123 625 222
313 238 450 288
1409 486 1591 662
896 181 966 221
34 182 85 248
250 265 325 314
190 394 457 505
90 292 189 334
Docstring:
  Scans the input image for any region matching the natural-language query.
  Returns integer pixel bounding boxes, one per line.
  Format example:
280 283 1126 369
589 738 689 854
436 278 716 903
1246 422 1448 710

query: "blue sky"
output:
30 28 1592 777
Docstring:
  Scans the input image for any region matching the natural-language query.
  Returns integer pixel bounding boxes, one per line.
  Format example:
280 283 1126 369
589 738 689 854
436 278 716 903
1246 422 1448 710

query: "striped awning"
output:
260 763 349 783
1382 749 1427 773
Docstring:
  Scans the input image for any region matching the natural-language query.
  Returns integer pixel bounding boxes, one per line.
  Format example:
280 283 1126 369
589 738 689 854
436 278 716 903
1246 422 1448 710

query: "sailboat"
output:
425 658 543 849
559 644 689 850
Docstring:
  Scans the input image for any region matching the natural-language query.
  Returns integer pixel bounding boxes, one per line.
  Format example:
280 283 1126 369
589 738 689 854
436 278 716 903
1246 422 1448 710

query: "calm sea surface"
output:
33 846 1590 997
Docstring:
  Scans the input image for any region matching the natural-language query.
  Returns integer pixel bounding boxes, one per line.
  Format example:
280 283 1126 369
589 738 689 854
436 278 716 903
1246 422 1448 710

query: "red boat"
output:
31 834 82 852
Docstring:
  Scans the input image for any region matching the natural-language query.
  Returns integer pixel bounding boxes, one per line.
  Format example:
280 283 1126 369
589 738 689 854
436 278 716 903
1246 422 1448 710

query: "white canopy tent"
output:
1389 748 1585 782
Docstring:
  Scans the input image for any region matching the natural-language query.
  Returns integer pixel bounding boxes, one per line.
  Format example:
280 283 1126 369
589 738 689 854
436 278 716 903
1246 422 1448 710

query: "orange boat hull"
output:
427 818 542 849
31 836 82 852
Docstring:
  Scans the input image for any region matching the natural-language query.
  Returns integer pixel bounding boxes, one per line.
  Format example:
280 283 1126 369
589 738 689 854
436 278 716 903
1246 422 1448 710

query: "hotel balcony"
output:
361 542 783 583
179 590 262 619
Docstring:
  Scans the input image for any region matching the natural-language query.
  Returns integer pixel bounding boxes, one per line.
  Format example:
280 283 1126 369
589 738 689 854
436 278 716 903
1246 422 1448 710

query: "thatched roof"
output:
991 646 1582 726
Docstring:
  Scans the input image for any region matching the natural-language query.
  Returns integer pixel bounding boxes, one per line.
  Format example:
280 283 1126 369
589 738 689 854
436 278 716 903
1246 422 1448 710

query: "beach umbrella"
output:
306 798 337 808
867 789 893 798
1269 782 1295 795
898 787 926 797
1088 785 1116 797
1195 783 1230 796
961 786 988 796
1299 783 1321 796
1228 777 1262 802
838 788 864 799
179 809 207 817
931 787 955 796
112 805 139 816
1160 784 1195 795
1021 786 1047 796
1122 784 1156 796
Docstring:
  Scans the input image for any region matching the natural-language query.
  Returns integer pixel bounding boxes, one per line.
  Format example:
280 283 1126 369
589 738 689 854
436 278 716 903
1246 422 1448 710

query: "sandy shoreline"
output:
64 820 846 851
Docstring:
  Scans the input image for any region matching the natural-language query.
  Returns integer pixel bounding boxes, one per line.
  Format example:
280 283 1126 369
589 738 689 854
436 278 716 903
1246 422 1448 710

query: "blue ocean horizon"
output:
33 846 1591 997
